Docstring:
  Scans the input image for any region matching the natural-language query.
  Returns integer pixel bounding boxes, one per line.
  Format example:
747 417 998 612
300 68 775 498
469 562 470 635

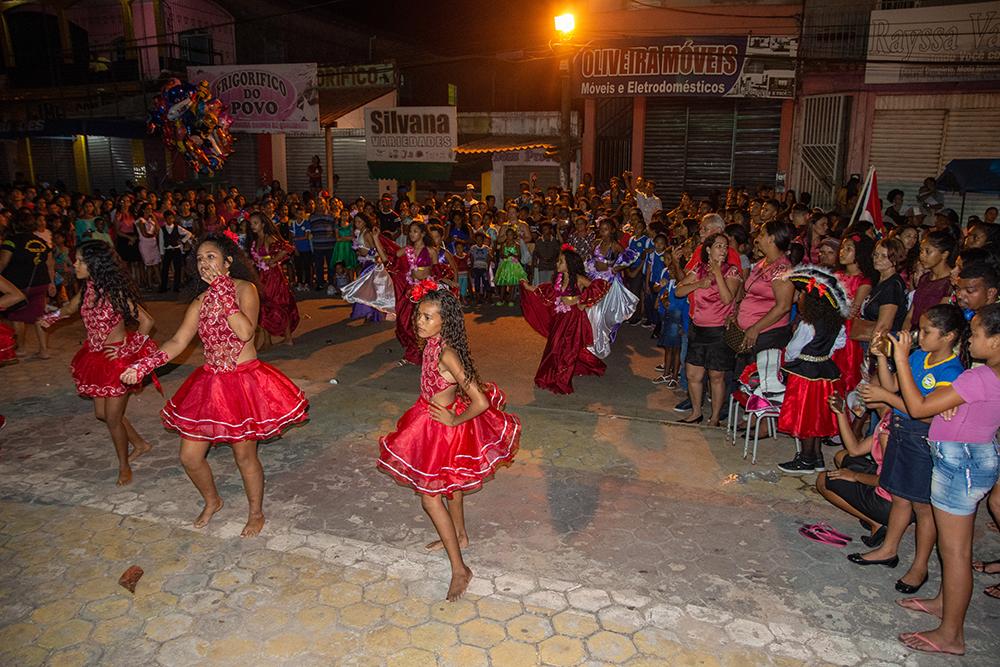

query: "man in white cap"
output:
463 184 479 209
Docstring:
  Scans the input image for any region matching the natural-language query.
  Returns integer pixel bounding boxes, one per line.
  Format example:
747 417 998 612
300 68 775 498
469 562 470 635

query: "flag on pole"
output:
856 167 884 234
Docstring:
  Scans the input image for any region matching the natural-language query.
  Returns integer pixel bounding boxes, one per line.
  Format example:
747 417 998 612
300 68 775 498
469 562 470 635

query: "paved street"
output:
2 296 999 666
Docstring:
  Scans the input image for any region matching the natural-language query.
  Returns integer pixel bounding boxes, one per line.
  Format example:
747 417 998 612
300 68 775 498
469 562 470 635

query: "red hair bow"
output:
561 243 576 253
806 277 828 298
409 278 441 302
222 229 240 244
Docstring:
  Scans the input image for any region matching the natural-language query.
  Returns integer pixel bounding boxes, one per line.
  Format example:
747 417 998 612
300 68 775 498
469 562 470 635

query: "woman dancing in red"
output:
0 275 26 431
248 212 299 348
122 233 308 537
377 280 520 600
40 241 157 485
520 246 610 394
374 221 435 365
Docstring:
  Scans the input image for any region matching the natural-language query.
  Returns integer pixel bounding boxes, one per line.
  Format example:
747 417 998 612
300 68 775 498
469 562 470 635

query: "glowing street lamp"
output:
554 13 575 41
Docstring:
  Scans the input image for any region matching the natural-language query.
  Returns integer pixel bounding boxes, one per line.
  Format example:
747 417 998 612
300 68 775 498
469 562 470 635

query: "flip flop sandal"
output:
984 584 1000 600
972 558 1000 574
811 522 853 543
798 525 849 547
895 598 939 617
898 632 965 656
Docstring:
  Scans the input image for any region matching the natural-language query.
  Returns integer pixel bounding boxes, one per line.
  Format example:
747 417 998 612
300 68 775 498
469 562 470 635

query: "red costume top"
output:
520 277 610 395
382 237 433 364
832 271 872 392
377 334 520 497
70 287 157 398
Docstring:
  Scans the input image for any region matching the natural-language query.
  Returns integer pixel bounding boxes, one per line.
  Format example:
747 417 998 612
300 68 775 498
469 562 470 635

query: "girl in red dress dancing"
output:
248 212 299 348
0 275 27 432
40 241 158 485
122 233 308 537
377 280 520 600
520 247 610 394
374 221 435 365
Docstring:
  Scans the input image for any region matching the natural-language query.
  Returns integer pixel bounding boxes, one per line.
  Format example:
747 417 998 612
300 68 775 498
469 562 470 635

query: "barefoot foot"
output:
446 565 473 601
116 467 133 486
128 439 152 463
896 597 943 618
425 534 470 552
194 498 224 529
241 512 265 537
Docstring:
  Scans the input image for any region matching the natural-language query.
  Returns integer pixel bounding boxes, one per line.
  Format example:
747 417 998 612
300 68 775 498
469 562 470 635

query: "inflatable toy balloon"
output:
147 78 233 176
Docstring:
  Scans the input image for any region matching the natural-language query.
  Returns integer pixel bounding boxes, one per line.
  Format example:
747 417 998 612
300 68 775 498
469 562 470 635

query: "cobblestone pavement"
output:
2 297 999 666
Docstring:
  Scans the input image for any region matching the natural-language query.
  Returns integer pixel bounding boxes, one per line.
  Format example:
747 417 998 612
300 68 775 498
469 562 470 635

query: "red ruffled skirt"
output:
778 373 842 438
258 265 300 337
377 383 520 498
161 359 308 443
70 333 159 398
0 322 14 363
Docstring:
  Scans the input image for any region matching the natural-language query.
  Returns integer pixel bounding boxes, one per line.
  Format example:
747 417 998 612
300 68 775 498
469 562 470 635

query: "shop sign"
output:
571 36 797 99
866 2 1000 84
187 63 320 134
364 106 457 163
317 63 396 89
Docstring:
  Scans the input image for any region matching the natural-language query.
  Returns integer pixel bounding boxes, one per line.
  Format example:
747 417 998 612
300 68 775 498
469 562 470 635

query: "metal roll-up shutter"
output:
643 99 689 206
142 138 168 191
109 138 134 193
216 133 260 194
595 97 633 190
502 165 561 202
285 134 326 196
942 109 1000 162
684 100 736 198
331 129 378 202
87 137 114 194
733 100 782 192
0 140 14 183
869 110 946 201
30 138 76 191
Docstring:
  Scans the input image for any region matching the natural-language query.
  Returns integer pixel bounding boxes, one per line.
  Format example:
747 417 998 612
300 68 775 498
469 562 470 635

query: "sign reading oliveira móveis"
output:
572 36 797 99
364 106 457 163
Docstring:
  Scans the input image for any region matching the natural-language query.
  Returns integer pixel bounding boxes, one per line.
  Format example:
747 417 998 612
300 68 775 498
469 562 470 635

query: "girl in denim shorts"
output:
883 303 1000 657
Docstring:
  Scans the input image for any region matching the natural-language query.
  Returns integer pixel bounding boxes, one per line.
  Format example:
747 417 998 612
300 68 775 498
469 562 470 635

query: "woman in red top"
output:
674 233 742 425
248 212 299 348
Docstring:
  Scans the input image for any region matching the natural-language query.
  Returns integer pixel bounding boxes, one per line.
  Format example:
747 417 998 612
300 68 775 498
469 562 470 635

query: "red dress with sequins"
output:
520 278 610 395
0 322 14 363
252 238 300 337
377 335 520 498
69 288 159 397
382 237 433 365
161 278 308 443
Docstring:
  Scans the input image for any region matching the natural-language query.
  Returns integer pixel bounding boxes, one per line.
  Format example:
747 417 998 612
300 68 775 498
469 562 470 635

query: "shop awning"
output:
319 87 394 127
453 135 558 155
367 161 455 181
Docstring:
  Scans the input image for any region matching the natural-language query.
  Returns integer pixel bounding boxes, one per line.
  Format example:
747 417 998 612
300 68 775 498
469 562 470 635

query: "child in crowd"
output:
470 232 492 304
331 261 350 297
453 239 470 305
494 228 527 306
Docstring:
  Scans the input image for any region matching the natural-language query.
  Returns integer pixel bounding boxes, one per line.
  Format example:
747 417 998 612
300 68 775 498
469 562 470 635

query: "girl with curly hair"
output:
121 233 308 537
39 241 158 485
520 247 611 394
374 220 436 365
377 281 520 600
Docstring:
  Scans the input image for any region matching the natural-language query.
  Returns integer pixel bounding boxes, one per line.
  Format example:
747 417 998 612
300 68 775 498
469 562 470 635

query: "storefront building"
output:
576 1 801 205
791 0 1000 213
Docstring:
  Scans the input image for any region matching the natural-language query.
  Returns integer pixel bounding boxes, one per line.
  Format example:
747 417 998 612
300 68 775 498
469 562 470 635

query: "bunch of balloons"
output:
148 78 234 176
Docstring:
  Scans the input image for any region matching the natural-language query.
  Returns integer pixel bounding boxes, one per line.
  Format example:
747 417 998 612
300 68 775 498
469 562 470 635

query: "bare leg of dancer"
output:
179 439 224 528
421 494 472 600
426 490 469 551
232 440 265 537
122 416 151 461
95 396 133 485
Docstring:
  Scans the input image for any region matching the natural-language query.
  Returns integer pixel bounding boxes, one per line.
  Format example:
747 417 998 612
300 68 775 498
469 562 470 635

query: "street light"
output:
554 13 575 39
553 13 575 190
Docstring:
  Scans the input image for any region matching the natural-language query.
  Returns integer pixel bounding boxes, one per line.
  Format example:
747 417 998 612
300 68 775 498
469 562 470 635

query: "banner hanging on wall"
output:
364 106 457 163
571 36 797 99
187 63 320 134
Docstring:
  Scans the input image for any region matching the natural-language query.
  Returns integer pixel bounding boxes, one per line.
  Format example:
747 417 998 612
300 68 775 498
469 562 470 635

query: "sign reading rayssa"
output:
364 106 457 163
866 2 1000 84
571 36 797 99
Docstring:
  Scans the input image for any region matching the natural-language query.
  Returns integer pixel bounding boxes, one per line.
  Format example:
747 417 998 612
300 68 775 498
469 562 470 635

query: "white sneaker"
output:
326 286 336 296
